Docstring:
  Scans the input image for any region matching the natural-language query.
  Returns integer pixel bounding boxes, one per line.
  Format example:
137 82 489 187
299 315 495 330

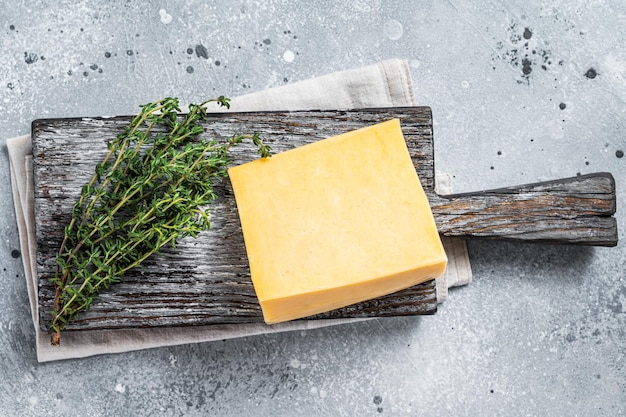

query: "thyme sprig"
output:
51 96 271 346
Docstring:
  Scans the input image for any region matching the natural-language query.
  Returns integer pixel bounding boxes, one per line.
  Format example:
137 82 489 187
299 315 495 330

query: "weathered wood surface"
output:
431 173 617 246
33 108 437 332
32 108 618 332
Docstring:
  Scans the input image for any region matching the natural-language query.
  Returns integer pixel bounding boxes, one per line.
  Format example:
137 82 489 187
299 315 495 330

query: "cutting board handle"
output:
430 172 618 246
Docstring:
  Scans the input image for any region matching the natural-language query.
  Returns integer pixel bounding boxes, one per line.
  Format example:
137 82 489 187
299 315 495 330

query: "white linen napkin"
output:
7 59 471 362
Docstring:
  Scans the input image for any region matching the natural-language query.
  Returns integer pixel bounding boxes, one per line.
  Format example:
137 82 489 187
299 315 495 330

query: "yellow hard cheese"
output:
228 119 447 324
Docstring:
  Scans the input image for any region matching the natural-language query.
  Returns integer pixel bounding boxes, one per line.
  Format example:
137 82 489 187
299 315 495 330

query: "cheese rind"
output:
228 119 447 324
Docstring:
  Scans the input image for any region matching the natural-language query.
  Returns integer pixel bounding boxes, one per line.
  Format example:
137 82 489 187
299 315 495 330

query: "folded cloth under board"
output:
7 59 471 362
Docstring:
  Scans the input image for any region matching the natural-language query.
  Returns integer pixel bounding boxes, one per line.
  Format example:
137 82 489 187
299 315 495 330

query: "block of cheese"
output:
228 119 447 324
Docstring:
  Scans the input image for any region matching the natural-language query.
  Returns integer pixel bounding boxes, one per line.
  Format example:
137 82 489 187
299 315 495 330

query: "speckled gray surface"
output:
1 1 625 416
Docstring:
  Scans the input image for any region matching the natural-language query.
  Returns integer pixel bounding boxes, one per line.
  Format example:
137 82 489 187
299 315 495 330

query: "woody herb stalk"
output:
51 96 271 346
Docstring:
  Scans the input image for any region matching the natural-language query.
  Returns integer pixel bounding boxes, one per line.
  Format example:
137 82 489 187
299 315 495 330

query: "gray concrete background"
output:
1 1 624 415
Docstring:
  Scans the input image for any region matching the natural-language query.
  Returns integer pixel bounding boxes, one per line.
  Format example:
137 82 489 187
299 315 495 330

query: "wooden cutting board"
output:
32 108 617 332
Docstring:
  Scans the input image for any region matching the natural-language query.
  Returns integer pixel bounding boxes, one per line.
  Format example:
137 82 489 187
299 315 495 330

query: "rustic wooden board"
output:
32 107 618 332
33 108 438 332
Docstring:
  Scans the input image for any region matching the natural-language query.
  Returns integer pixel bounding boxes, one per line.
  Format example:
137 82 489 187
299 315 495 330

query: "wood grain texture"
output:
431 173 618 246
32 108 437 332
32 108 618 332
